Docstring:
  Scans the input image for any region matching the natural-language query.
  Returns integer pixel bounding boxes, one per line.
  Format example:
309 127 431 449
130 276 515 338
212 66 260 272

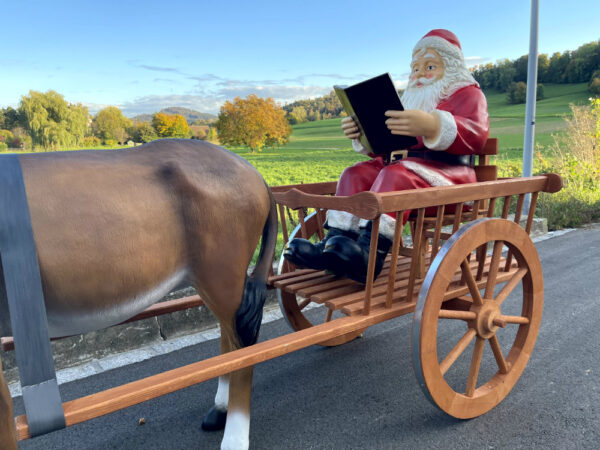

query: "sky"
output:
1 0 599 117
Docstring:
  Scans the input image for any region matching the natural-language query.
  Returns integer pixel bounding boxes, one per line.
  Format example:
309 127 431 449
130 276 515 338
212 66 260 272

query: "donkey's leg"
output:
194 269 256 450
201 336 230 431
218 323 253 450
0 357 17 450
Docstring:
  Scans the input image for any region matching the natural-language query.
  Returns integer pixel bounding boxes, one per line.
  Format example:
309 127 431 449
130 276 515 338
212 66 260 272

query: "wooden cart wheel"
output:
412 218 543 418
277 211 365 346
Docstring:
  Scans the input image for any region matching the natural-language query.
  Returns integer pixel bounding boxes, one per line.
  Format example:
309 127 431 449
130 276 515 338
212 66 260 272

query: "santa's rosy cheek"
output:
425 73 434 79
410 75 417 81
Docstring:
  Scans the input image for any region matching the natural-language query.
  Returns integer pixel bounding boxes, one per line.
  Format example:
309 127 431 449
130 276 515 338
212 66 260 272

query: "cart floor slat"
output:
270 254 518 318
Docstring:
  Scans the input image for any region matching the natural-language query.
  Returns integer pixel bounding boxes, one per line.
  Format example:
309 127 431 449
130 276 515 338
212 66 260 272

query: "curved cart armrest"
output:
273 188 382 220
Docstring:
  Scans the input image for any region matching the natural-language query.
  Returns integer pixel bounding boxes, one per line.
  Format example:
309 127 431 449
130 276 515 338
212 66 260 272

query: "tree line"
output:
282 90 346 124
0 90 215 151
0 90 292 153
472 39 600 102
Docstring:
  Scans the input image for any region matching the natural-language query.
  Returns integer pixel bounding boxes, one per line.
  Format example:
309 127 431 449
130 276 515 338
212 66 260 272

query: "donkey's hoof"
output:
201 406 227 431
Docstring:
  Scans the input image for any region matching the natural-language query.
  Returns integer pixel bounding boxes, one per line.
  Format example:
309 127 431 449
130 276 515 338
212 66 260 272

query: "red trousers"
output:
336 157 477 224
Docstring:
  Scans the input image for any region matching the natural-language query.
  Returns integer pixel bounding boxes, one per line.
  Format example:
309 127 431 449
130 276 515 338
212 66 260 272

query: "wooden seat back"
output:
474 137 498 182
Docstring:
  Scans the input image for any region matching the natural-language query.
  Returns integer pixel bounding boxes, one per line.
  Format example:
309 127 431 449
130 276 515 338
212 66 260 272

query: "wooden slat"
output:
378 176 559 214
14 300 412 441
273 189 382 220
270 181 337 194
284 274 338 292
272 271 328 288
298 278 359 297
480 137 499 155
268 268 317 284
474 165 498 183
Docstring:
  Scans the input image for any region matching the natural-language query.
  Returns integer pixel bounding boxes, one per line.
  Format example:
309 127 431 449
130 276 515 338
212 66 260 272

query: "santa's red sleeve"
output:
423 85 490 155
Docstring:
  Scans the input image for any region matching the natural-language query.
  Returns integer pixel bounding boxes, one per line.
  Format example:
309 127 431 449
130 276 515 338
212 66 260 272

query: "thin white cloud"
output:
465 56 491 67
120 95 224 117
118 70 392 116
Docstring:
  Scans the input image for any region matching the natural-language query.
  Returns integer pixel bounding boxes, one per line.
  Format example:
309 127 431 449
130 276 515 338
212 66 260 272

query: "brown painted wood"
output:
14 299 417 441
378 176 556 214
386 215 405 308
474 165 498 183
270 181 337 194
479 137 499 155
273 189 382 220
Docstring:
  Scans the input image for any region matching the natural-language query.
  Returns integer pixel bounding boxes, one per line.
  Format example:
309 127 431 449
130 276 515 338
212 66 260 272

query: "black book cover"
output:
334 73 418 155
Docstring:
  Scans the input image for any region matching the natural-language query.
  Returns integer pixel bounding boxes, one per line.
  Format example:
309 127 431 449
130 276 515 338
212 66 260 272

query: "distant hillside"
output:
133 107 216 124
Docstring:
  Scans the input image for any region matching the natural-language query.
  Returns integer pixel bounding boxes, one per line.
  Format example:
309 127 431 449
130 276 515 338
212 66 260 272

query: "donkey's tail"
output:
235 184 278 347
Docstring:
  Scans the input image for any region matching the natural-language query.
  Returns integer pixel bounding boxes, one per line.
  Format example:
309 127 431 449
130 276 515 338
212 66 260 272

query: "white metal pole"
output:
523 0 540 215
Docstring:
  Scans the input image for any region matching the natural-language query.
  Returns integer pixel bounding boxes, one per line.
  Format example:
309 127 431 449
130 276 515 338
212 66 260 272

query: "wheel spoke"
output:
494 268 527 306
461 259 483 306
440 328 477 375
438 310 477 321
497 314 530 325
466 337 485 397
484 240 504 299
489 335 509 374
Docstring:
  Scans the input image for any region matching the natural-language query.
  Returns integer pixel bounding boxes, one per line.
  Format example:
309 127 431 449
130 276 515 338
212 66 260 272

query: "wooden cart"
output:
270 171 562 418
10 169 561 441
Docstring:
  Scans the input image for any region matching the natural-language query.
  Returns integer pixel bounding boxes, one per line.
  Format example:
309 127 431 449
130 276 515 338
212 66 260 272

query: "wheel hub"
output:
470 300 501 339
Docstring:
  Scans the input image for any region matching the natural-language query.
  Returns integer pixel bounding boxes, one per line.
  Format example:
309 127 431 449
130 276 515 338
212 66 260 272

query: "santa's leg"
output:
283 158 383 270
324 161 431 283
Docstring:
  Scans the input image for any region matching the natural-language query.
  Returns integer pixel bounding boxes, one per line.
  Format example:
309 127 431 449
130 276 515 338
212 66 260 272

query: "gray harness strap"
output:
0 154 66 436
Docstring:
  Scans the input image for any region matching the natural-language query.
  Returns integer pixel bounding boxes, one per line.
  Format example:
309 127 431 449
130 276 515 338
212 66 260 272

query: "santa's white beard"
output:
401 77 445 113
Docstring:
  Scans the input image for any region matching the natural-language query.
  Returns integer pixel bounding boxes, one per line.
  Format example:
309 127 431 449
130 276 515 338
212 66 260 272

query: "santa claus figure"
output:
284 29 489 284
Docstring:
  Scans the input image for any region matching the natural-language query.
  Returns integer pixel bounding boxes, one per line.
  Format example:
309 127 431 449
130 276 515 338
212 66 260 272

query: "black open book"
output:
334 73 417 156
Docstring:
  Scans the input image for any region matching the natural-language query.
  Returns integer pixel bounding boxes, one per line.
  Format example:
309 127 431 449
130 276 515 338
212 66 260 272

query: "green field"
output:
237 83 592 185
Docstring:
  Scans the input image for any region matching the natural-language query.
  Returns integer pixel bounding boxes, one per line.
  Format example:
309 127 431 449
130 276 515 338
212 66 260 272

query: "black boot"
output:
283 226 358 271
322 221 392 284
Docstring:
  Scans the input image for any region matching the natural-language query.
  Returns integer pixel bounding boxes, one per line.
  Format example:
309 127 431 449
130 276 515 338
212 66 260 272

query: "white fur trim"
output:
352 138 369 155
423 109 457 151
357 216 397 241
326 209 360 232
401 160 454 187
414 36 464 63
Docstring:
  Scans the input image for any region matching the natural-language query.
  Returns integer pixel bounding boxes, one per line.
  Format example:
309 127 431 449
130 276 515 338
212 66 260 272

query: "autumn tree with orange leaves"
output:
215 94 291 152
152 112 190 138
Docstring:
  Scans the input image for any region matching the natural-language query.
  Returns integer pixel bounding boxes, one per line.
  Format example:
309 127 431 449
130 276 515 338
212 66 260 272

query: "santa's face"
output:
410 48 445 87
401 48 447 113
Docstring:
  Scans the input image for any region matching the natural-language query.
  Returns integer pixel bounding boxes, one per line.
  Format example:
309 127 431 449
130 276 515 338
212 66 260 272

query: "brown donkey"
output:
0 139 277 450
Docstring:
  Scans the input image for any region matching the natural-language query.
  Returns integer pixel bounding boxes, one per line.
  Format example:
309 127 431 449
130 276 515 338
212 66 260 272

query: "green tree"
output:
19 90 90 149
0 130 13 145
92 106 132 144
130 121 158 143
288 106 308 124
495 60 517 92
506 82 527 104
206 126 218 143
513 55 529 83
215 94 291 152
0 107 25 131
538 54 550 83
590 77 600 96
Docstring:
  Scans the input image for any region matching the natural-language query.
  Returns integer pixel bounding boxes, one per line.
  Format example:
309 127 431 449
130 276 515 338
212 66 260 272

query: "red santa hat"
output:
413 29 465 63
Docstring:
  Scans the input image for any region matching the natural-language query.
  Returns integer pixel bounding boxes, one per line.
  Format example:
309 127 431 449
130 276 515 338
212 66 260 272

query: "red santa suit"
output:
327 31 489 240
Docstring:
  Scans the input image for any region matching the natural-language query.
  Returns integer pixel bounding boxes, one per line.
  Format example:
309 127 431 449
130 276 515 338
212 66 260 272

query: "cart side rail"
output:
272 174 562 220
271 173 563 317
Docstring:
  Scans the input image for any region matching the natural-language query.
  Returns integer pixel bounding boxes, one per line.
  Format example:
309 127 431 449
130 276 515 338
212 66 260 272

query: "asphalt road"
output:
15 224 600 449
